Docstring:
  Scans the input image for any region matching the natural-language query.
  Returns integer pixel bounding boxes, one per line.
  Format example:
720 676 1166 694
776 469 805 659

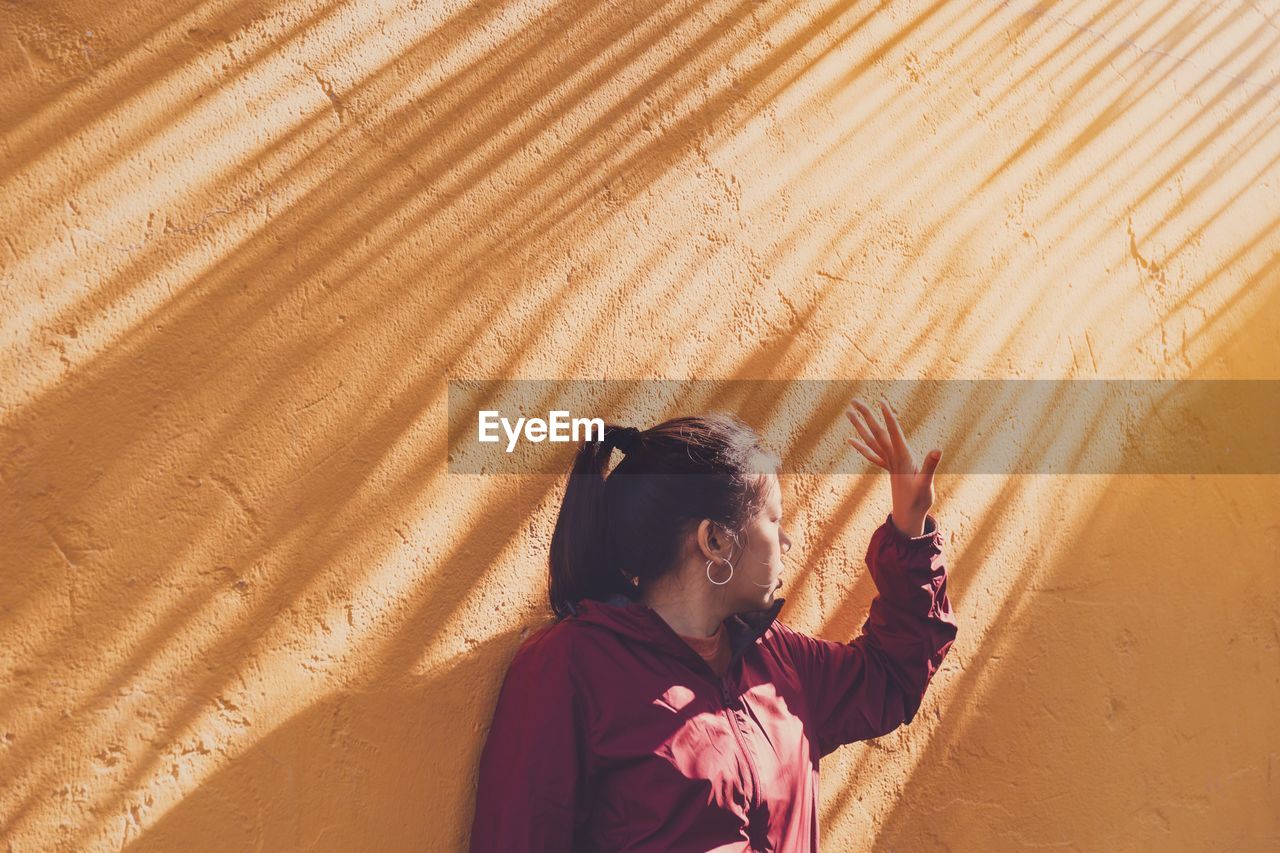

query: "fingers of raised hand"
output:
847 398 889 455
877 399 918 471
845 435 887 469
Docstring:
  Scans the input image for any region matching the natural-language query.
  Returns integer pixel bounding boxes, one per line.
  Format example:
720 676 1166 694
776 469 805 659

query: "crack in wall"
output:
302 61 348 122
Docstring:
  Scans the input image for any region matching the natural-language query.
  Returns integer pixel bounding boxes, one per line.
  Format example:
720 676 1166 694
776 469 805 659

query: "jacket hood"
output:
562 591 787 672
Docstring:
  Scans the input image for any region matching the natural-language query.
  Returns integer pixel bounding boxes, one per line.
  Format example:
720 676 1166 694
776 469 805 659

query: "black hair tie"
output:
611 426 642 455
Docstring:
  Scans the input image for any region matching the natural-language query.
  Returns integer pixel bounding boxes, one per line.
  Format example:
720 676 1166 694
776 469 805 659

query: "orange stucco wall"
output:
2 0 1277 849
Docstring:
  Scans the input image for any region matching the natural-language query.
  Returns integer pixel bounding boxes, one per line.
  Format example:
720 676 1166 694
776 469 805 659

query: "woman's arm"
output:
775 396 956 757
468 627 593 852
775 511 957 758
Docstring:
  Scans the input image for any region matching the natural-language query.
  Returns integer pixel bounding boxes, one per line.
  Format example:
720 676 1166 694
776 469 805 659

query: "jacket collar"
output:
564 592 786 672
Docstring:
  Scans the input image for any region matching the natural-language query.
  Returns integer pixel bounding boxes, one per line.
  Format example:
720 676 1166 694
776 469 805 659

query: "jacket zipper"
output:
680 626 770 835
719 673 763 818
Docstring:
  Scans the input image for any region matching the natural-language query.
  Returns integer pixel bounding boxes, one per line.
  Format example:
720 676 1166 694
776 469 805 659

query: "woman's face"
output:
724 473 792 608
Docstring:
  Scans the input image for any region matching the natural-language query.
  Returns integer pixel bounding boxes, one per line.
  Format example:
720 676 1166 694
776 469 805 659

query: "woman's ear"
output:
695 518 713 558
696 518 722 560
696 519 738 563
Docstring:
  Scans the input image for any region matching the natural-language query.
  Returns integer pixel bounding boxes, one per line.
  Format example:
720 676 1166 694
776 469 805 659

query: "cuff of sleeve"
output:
884 512 941 547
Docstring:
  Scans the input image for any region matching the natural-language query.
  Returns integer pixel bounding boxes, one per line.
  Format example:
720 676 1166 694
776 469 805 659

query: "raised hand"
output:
844 397 942 538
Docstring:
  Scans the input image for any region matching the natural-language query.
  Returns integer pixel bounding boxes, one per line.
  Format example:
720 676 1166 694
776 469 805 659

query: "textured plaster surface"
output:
1 0 1278 849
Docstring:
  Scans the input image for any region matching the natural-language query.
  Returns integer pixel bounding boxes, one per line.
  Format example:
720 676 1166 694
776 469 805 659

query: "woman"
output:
469 399 957 852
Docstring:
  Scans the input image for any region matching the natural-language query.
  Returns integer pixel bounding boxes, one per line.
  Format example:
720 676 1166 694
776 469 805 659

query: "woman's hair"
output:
548 412 781 619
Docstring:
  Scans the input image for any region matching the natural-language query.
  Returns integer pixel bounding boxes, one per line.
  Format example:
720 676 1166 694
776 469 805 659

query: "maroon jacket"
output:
469 513 958 851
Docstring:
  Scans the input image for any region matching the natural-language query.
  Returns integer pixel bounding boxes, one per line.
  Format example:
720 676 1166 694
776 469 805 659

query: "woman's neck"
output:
639 576 730 638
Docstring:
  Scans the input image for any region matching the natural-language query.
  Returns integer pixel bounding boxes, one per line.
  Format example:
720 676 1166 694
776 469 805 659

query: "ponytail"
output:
548 424 634 619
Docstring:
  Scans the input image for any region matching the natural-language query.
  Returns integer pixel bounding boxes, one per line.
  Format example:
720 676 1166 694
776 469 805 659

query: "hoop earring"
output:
706 558 734 586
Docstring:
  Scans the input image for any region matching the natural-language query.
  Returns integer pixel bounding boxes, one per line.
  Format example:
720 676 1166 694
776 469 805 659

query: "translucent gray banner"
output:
446 379 1279 475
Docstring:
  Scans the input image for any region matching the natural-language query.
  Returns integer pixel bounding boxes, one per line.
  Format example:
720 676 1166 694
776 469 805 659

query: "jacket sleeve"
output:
468 626 594 852
775 512 958 758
